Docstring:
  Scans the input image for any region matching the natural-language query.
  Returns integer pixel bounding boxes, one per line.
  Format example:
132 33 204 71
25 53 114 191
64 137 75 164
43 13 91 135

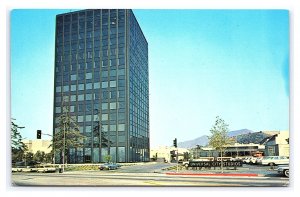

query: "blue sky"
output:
11 9 289 148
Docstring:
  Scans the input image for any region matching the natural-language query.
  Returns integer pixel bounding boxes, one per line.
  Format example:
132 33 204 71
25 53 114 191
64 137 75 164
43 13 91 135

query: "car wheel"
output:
269 162 275 166
284 169 289 177
185 164 188 168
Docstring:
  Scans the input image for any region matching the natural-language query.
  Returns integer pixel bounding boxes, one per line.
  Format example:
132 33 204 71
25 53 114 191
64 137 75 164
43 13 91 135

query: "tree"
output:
11 119 27 163
51 104 85 166
183 152 191 161
45 152 54 163
195 144 202 159
33 151 46 163
208 116 234 173
104 155 112 163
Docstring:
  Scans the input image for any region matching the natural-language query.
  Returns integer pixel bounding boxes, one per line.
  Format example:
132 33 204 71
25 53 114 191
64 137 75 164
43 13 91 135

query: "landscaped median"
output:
162 164 262 177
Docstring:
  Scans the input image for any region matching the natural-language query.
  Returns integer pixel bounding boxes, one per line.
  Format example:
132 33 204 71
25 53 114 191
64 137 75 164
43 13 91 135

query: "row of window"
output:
63 145 127 163
55 80 125 92
55 101 122 113
57 33 126 45
56 54 126 64
57 47 126 58
57 10 125 25
55 121 126 132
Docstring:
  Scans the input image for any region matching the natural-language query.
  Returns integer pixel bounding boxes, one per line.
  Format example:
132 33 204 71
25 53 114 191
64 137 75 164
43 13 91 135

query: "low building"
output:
150 146 189 163
192 144 265 158
263 131 289 157
22 139 52 154
224 143 265 157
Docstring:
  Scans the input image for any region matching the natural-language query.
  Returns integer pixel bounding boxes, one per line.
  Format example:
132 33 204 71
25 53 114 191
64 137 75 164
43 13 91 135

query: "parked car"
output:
22 166 38 172
99 163 118 170
255 157 263 165
250 157 259 164
243 157 254 164
260 156 289 166
114 163 122 168
37 165 57 173
277 165 289 177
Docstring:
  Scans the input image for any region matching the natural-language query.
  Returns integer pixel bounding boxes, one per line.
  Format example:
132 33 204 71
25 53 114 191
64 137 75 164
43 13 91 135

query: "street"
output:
11 162 289 187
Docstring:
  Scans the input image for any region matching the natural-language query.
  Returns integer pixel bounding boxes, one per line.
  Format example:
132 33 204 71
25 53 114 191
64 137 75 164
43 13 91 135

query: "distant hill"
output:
236 131 277 144
227 129 253 137
178 129 254 149
177 135 209 149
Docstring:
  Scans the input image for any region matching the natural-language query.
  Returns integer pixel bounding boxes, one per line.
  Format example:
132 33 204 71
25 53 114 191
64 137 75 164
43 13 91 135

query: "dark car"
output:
99 163 118 170
277 165 289 177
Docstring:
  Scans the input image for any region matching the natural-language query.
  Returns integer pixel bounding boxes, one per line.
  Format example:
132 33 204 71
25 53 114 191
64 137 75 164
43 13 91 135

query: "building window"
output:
71 85 76 91
63 85 69 92
268 147 275 156
86 94 92 100
118 135 125 143
71 74 77 81
86 83 93 90
78 104 84 112
86 72 92 79
118 112 125 120
118 124 125 131
110 102 117 110
78 94 84 101
78 116 84 122
86 126 92 133
102 114 108 121
110 80 116 88
110 91 117 99
70 95 76 102
118 69 125 76
78 84 84 91
63 96 69 102
101 71 108 77
110 124 116 131
118 90 125 98
118 147 125 162
102 103 108 110
102 91 109 99
94 82 100 89
102 125 108 132
55 107 61 113
55 96 61 102
102 81 108 88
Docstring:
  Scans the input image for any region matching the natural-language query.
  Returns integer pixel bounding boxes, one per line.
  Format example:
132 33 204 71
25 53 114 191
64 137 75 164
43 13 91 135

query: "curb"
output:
165 172 259 177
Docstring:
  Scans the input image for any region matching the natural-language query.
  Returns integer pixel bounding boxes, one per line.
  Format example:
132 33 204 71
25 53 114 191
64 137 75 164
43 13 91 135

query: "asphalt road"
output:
11 162 289 187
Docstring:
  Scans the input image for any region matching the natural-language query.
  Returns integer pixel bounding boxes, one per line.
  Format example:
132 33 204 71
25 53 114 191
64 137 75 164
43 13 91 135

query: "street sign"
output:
188 161 243 168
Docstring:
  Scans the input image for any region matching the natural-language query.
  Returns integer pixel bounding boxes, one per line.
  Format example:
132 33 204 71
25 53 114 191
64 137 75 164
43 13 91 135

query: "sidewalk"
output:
161 166 276 177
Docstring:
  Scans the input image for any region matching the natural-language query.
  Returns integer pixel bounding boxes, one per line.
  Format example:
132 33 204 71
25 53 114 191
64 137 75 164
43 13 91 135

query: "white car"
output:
255 157 264 165
37 165 57 173
243 157 254 164
261 156 289 166
250 157 259 164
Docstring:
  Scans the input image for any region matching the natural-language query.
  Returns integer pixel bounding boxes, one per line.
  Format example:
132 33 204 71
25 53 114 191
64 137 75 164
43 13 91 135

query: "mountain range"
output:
177 129 254 148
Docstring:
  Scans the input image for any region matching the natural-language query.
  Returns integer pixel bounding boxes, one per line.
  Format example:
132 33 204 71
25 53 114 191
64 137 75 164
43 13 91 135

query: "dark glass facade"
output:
53 9 149 163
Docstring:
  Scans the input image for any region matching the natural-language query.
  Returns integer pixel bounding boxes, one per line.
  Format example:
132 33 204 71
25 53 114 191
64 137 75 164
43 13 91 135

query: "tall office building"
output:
53 9 149 163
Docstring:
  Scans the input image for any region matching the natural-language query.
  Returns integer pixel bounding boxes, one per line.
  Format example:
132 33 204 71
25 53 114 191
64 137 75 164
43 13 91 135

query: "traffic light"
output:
173 138 177 148
37 130 42 139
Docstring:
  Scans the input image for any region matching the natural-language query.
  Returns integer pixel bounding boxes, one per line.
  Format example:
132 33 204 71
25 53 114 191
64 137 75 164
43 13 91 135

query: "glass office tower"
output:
53 9 149 163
